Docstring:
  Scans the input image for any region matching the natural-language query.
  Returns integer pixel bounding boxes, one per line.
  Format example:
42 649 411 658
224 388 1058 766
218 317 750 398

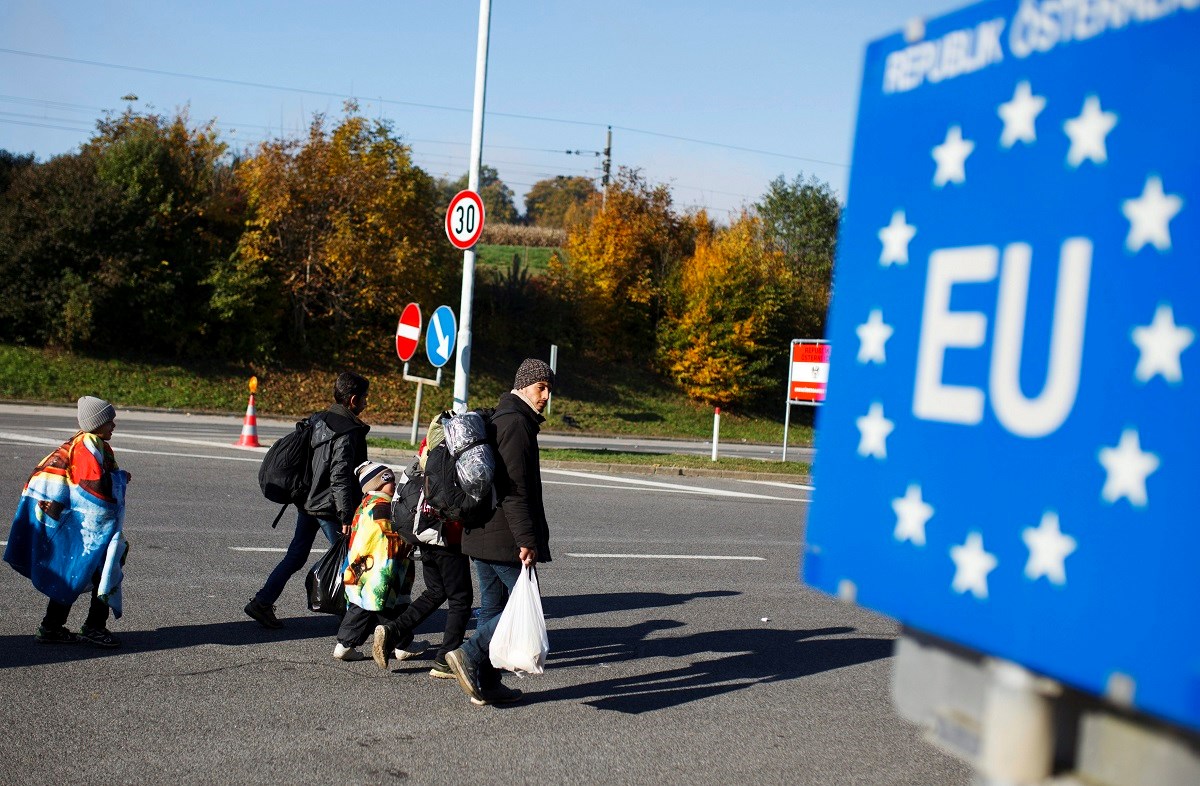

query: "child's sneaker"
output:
394 639 428 661
78 626 121 649
333 643 367 661
35 625 79 644
429 659 455 679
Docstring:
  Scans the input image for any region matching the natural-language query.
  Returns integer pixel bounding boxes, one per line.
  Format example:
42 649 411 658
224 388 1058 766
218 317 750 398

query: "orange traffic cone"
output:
236 376 262 448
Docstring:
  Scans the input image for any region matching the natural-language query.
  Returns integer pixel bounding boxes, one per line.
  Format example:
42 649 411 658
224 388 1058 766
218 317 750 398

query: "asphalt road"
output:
0 405 966 785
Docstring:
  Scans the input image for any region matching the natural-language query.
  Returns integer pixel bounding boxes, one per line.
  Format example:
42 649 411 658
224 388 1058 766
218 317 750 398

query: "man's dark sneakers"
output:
445 647 485 704
35 625 79 644
244 597 283 629
473 683 523 707
78 625 121 649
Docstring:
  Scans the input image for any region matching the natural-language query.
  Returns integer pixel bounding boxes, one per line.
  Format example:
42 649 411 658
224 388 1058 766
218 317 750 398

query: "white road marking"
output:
0 432 62 447
229 546 288 553
737 479 815 491
567 553 765 561
543 467 804 502
49 427 268 453
0 431 262 462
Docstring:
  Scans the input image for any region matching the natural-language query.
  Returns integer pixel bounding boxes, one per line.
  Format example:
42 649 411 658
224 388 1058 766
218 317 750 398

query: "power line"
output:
0 47 848 168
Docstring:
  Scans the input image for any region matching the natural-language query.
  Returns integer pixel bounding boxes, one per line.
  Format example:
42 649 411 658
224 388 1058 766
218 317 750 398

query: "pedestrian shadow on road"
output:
0 613 339 668
542 590 738 620
528 621 891 714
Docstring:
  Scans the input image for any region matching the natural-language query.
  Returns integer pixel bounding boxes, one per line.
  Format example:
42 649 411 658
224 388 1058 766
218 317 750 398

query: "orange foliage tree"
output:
658 213 796 406
219 103 455 359
548 170 690 359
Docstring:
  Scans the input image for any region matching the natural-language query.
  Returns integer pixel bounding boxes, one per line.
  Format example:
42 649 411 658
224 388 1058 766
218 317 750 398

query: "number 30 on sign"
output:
445 189 485 250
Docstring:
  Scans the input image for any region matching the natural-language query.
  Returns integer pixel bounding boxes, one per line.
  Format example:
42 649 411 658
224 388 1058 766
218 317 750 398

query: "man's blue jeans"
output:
256 510 340 605
461 558 522 682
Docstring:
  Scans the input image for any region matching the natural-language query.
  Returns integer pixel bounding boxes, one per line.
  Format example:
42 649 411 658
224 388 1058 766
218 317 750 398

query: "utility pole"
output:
452 0 492 413
602 125 612 188
602 125 612 207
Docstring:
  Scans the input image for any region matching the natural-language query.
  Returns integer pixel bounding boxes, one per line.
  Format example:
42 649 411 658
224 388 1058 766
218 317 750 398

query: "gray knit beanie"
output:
513 358 555 390
77 396 116 432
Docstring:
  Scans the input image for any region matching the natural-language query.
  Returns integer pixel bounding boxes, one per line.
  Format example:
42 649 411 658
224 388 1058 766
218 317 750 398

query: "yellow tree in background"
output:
549 170 687 359
221 103 453 358
658 213 794 406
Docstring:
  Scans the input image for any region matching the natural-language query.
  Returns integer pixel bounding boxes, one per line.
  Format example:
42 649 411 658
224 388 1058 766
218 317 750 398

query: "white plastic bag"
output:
489 565 549 676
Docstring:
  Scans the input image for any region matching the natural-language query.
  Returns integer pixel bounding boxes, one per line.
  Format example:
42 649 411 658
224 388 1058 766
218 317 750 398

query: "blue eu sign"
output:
804 1 1200 731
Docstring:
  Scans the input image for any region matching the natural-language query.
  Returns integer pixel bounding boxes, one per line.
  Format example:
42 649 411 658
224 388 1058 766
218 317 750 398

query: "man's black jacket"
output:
461 392 551 563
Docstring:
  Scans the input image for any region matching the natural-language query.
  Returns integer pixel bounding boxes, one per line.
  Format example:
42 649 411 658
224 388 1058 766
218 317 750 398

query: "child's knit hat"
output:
356 461 395 493
77 396 116 432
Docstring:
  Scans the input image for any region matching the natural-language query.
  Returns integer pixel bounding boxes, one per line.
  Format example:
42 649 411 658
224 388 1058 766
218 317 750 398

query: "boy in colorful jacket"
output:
4 396 130 648
332 461 421 662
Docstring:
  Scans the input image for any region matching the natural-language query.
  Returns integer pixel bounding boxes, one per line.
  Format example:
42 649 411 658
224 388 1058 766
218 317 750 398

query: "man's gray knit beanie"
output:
77 395 116 432
513 358 555 390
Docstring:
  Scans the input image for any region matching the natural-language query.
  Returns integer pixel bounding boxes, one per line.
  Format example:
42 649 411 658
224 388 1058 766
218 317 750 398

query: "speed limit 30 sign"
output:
445 189 485 250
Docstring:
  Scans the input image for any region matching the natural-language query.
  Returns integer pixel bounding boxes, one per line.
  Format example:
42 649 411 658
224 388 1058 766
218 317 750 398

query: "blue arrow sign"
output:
804 2 1200 731
425 305 456 368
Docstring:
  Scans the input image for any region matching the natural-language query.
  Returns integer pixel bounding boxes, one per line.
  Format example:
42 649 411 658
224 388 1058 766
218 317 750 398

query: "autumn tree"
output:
441 164 518 225
754 173 841 339
227 104 456 359
524 175 598 228
548 169 690 359
658 213 796 406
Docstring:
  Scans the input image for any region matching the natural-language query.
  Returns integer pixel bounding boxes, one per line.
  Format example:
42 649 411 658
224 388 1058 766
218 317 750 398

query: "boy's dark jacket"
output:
461 392 551 563
305 403 369 526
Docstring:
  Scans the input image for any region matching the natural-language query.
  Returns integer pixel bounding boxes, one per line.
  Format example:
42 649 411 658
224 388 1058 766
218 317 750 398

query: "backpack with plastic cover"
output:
394 410 496 544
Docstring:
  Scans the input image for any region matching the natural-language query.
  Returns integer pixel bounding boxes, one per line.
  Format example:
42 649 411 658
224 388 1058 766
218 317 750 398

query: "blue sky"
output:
1 1 963 219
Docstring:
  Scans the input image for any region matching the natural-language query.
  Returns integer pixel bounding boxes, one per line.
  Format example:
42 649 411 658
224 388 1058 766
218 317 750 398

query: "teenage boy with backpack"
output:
244 372 370 629
371 425 475 678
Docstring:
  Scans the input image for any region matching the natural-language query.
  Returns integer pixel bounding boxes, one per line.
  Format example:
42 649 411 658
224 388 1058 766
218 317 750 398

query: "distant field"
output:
475 244 558 273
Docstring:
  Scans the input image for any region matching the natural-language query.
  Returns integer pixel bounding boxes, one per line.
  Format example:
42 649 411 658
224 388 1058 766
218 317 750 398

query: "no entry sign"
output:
396 302 421 362
445 189 485 250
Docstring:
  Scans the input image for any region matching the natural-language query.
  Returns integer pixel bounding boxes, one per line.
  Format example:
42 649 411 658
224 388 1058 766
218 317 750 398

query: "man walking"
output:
244 372 370 628
444 358 553 706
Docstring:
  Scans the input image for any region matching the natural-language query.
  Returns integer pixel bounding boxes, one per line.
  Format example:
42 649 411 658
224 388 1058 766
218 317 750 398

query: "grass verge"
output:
0 343 815 451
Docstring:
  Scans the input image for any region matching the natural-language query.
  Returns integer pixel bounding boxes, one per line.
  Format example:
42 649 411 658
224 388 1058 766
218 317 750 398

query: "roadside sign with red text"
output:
789 339 830 404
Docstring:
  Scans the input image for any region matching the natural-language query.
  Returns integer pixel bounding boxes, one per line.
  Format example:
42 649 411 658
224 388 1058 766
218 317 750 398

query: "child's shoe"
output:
78 626 121 649
35 625 79 644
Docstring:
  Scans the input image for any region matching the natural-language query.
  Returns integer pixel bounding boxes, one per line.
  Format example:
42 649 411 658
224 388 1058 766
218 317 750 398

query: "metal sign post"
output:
452 0 492 413
402 364 442 445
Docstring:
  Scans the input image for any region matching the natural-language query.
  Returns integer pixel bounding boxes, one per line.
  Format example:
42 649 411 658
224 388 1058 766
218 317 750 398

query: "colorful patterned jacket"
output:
342 490 413 612
4 431 129 615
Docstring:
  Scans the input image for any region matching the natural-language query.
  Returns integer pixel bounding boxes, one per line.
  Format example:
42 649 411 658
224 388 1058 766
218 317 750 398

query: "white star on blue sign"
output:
804 1 1200 733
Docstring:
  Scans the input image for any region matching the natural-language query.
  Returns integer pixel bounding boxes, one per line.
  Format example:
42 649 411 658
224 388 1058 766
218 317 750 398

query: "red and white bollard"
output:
711 407 721 462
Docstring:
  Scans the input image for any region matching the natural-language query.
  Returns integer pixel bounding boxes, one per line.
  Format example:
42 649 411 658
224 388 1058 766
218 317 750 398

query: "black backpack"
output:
258 417 335 527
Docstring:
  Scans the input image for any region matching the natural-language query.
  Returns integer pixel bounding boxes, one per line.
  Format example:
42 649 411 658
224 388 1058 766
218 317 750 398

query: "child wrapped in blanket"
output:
4 396 130 648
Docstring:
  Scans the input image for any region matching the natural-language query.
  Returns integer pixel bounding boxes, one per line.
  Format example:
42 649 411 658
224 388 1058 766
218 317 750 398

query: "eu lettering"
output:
913 238 1092 437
